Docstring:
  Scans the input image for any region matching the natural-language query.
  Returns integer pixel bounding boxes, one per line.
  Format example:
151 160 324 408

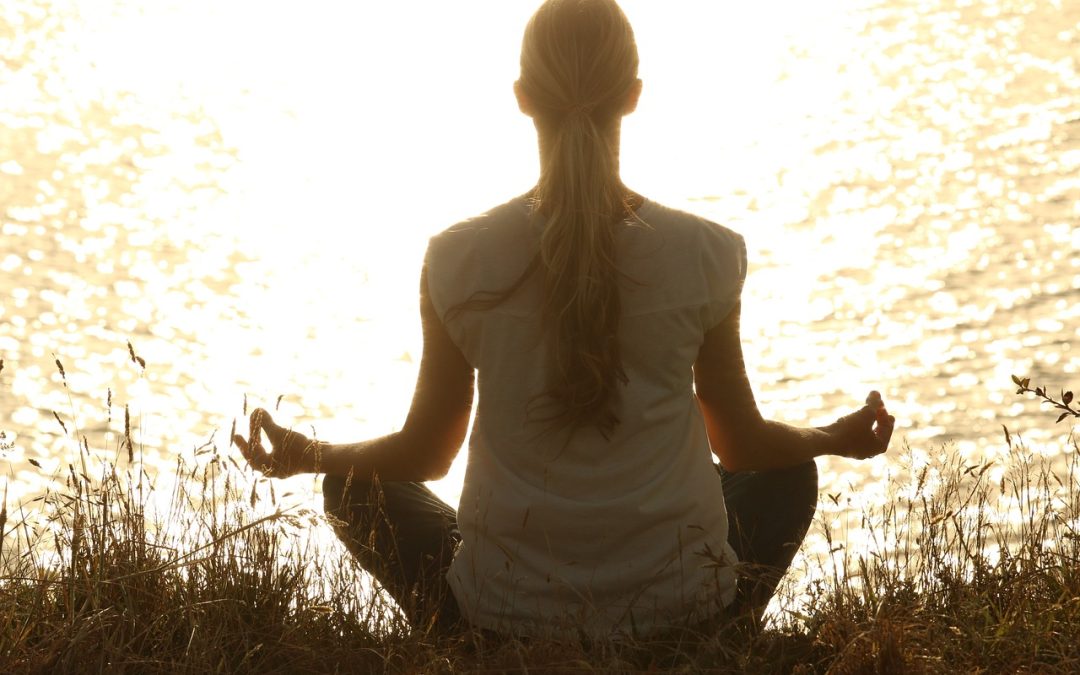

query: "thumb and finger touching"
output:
236 408 318 478
832 392 895 459
863 390 896 456
233 408 289 475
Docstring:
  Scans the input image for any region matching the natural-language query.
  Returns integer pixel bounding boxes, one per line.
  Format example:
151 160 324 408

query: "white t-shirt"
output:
424 194 746 638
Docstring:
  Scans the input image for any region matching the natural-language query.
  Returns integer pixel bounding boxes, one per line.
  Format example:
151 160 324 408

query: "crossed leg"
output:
322 474 463 633
322 459 818 634
719 460 819 625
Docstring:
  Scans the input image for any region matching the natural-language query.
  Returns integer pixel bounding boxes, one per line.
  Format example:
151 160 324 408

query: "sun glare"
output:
1 0 1077 518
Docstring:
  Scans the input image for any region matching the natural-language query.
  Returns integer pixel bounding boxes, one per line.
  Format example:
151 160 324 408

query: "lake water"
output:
1 0 1078 527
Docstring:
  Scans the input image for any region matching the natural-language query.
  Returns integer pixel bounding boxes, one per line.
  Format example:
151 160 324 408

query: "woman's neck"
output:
525 186 645 215
531 121 642 213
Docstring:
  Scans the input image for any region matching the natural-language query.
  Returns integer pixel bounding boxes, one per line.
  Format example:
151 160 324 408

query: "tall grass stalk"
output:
778 433 1080 674
2 388 1079 671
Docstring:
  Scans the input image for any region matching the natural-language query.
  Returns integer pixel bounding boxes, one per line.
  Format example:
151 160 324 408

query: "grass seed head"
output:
54 356 66 384
53 411 68 435
124 405 133 462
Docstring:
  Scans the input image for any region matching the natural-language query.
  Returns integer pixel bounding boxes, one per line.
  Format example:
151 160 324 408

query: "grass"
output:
2 370 1080 672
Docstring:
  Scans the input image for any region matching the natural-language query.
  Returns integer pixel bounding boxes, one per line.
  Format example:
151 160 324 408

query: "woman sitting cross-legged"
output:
234 0 894 641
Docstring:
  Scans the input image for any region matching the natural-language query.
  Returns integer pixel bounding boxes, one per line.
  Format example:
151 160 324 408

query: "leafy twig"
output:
1012 375 1078 423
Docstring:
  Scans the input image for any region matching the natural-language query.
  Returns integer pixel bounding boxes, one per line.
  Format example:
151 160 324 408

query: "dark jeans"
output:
321 460 818 635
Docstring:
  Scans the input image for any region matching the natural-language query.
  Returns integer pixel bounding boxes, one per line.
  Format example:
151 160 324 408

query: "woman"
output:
234 0 894 639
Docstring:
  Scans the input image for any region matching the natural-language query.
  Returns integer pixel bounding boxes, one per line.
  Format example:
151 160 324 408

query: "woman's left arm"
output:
233 266 475 481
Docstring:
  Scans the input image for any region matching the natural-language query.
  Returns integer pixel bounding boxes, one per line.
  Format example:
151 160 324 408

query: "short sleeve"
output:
423 234 452 323
698 225 747 330
423 229 478 355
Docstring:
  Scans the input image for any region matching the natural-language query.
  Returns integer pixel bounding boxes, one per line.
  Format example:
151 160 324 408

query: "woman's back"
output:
236 0 892 641
426 194 746 636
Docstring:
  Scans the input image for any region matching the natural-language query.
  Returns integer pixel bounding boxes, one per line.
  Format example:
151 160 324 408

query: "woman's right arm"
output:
693 300 894 472
233 266 475 482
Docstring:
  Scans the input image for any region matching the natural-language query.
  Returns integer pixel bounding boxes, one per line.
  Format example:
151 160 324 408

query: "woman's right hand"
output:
825 391 895 460
233 408 323 477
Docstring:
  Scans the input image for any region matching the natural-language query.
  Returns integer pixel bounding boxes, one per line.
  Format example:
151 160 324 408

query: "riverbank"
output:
2 402 1078 673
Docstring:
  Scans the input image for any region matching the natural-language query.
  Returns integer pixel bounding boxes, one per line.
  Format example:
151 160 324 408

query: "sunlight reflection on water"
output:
1 0 1078 597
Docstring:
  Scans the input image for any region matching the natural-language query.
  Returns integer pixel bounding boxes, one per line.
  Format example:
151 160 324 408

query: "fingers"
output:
234 433 269 473
235 407 307 477
862 390 894 453
240 408 278 474
833 406 876 435
839 393 895 459
875 413 896 451
249 408 264 448
253 408 296 448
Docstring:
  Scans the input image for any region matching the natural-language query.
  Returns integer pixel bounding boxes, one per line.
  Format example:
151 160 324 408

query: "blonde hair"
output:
450 0 640 438
520 0 640 438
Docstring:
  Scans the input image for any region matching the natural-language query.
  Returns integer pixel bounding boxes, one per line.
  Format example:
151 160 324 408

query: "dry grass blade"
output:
124 404 133 463
0 479 7 560
126 339 145 369
52 411 67 435
3 372 1080 672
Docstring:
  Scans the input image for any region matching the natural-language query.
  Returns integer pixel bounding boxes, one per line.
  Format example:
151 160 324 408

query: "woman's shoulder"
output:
425 194 534 278
637 199 742 244
432 194 531 240
633 199 745 267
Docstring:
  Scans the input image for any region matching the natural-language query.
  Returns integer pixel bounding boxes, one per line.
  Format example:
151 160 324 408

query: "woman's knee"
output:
789 460 819 513
322 474 346 517
322 473 380 520
323 474 376 516
764 459 817 489
795 459 818 490
762 460 819 524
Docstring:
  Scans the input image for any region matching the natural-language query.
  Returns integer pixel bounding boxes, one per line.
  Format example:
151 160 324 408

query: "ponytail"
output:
521 0 639 437
449 0 640 438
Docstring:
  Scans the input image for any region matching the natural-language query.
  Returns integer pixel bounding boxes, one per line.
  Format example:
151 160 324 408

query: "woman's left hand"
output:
233 408 322 477
825 391 895 461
